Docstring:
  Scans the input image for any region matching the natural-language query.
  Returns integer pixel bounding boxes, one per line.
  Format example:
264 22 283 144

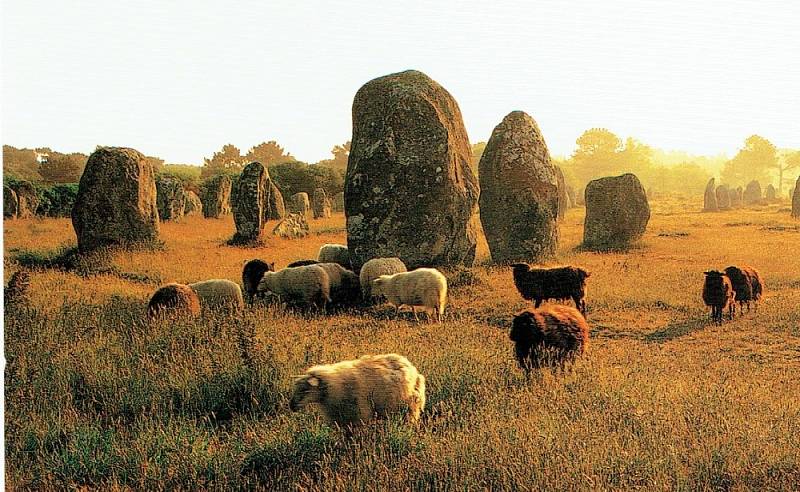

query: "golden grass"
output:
4 200 800 490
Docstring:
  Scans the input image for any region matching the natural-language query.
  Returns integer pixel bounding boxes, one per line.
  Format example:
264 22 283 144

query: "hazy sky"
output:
2 1 799 164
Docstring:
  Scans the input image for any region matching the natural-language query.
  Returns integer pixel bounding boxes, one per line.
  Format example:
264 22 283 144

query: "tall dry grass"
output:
4 199 800 490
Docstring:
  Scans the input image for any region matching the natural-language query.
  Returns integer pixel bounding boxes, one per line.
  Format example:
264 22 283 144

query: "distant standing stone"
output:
200 174 232 218
184 190 203 216
10 180 40 218
555 165 570 222
715 184 731 210
729 186 743 208
156 175 186 221
703 178 718 212
792 176 800 218
72 147 160 252
231 161 269 244
765 184 777 201
332 192 345 213
345 70 479 270
583 173 650 250
272 212 310 239
312 188 332 219
289 192 311 218
265 180 286 220
743 180 762 205
479 111 559 264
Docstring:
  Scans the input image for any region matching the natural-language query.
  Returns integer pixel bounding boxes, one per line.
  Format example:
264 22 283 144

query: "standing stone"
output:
4 185 18 219
765 184 777 202
200 174 232 218
346 70 479 270
289 192 311 218
743 180 762 205
10 181 40 218
583 173 650 250
479 111 559 263
715 184 731 210
184 190 203 216
792 176 800 218
312 188 332 219
729 186 743 208
703 178 718 212
72 147 160 252
231 162 269 244
576 187 585 206
332 192 345 213
272 212 310 239
555 165 569 222
156 175 186 221
265 180 286 220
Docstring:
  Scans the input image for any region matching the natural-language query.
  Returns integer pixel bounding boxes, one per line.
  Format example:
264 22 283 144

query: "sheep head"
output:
289 374 324 411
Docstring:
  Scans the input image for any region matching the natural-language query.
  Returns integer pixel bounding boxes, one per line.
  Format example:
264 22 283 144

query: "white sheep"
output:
359 257 407 300
187 279 245 311
290 353 426 427
317 243 352 270
316 263 361 306
371 268 448 322
256 264 331 309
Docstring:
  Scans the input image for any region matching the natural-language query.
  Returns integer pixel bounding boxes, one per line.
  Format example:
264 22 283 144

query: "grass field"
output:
4 197 800 490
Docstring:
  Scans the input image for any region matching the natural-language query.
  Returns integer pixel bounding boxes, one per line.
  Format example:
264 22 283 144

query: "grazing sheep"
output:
510 305 589 370
257 264 331 309
287 259 320 268
188 279 245 311
702 271 735 323
371 268 448 322
242 259 274 302
318 244 352 270
359 257 408 301
147 283 201 319
290 353 426 427
317 263 361 307
512 264 591 316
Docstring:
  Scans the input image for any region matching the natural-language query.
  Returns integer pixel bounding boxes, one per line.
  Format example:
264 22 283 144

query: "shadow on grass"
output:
644 316 713 343
572 241 647 254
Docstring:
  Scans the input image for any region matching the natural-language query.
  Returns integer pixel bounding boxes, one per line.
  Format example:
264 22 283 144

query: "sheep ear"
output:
307 376 319 387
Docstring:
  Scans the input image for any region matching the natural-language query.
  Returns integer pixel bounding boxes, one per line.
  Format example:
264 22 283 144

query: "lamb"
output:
702 270 735 323
371 268 448 322
290 353 426 428
287 259 320 268
510 305 589 371
512 264 590 316
188 279 245 311
316 262 361 307
317 243 352 270
359 257 407 301
242 259 274 302
147 283 201 319
256 264 331 309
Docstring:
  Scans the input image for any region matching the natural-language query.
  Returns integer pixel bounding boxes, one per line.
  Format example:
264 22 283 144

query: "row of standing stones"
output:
64 69 800 257
702 177 797 212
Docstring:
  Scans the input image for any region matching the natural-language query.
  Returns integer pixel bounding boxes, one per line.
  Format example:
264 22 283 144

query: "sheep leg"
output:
412 306 419 322
534 299 542 308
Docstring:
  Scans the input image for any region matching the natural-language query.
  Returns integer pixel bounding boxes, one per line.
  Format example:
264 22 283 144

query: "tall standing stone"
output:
555 165 569 222
72 147 160 252
583 173 650 250
715 184 731 210
231 162 269 244
743 180 762 205
312 188 332 219
345 70 479 270
765 184 777 201
792 176 800 218
265 180 286 220
703 178 718 212
184 190 203 216
156 175 186 221
289 192 311 218
332 192 345 213
4 185 18 219
479 111 559 264
200 174 232 218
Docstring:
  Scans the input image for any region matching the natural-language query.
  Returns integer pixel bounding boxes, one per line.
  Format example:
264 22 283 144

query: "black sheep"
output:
242 259 274 303
512 264 590 316
702 270 735 323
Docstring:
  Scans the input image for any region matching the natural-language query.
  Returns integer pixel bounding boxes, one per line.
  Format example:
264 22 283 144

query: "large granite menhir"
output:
583 173 650 250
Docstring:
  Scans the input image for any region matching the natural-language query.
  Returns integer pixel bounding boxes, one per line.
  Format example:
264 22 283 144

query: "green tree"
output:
720 135 778 187
38 151 87 183
775 150 800 194
2 145 41 181
245 141 295 167
317 141 351 173
569 128 626 184
201 144 245 178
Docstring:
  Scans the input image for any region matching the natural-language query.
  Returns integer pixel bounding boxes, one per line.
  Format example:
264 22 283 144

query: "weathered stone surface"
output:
345 70 479 270
265 180 286 220
156 175 186 221
765 184 777 201
478 111 559 263
703 178 718 212
10 180 40 218
715 184 731 210
72 147 160 252
743 180 762 205
312 188 332 219
200 174 232 218
332 192 345 213
272 212 310 238
4 185 18 219
184 190 203 216
231 162 269 244
792 177 800 218
555 165 569 222
288 192 311 218
729 186 743 208
583 173 650 250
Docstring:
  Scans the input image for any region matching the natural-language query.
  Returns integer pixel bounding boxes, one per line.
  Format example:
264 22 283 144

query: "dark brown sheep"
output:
723 265 764 314
287 259 320 268
702 271 735 323
512 264 590 316
147 283 201 320
242 259 275 303
510 305 589 371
